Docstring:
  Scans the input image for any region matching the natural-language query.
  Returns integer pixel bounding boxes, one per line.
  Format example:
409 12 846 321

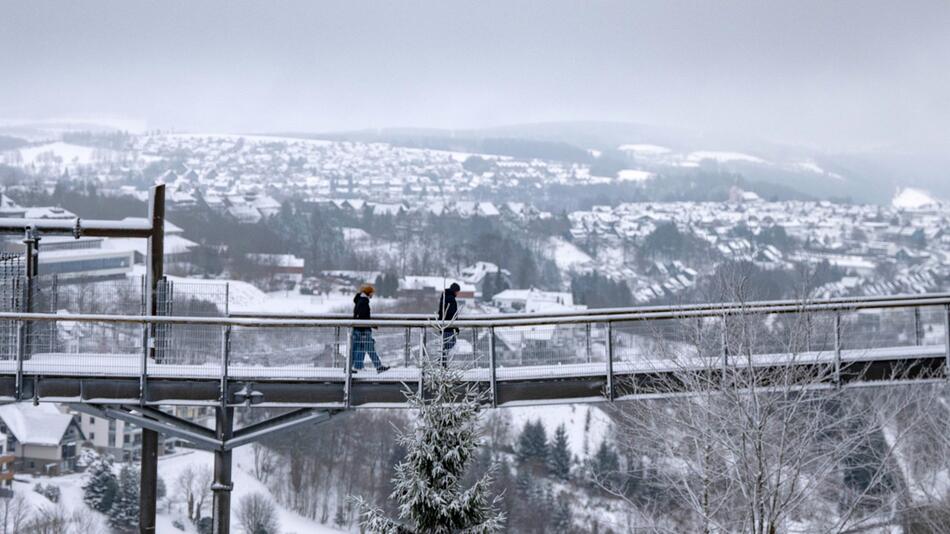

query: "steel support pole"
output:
585 323 592 363
606 322 614 401
140 184 164 534
834 312 842 387
22 228 38 363
913 307 922 346
139 429 159 534
944 305 950 379
472 327 478 364
220 325 231 410
344 329 352 408
212 407 234 534
333 326 341 368
404 327 411 367
488 326 497 408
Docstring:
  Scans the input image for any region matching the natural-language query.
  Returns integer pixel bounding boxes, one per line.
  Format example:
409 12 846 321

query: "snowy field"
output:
10 448 345 533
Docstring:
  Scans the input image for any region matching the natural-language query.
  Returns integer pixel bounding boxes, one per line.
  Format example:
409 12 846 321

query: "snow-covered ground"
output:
616 169 655 182
9 448 346 533
685 150 766 165
892 187 940 210
14 142 105 166
505 403 612 457
545 237 595 272
156 448 345 533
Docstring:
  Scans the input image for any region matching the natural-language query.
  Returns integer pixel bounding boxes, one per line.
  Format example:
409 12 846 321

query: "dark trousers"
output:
351 329 382 369
440 329 458 365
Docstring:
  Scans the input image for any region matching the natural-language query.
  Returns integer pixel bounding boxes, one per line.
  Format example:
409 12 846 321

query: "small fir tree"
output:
547 424 572 481
109 465 140 533
516 420 548 471
82 455 118 513
355 331 504 533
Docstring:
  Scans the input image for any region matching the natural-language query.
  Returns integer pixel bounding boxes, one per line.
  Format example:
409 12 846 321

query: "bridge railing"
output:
0 294 947 406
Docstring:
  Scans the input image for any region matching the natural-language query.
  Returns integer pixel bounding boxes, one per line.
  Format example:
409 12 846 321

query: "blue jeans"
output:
351 329 383 369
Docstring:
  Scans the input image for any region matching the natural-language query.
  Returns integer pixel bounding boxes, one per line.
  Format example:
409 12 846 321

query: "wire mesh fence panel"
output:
916 305 946 348
0 254 24 363
612 318 701 373
729 311 838 364
492 323 594 380
26 275 146 358
840 308 917 352
23 318 144 376
229 326 341 380
152 279 227 378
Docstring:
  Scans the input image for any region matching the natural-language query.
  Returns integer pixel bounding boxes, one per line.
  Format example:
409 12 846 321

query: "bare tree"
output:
0 494 32 534
252 442 276 485
24 504 69 534
175 464 213 523
236 492 280 534
601 282 943 533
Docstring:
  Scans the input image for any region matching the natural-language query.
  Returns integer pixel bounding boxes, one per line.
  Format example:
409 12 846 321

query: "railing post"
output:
720 314 729 368
606 322 614 401
834 312 842 387
472 327 478 365
333 326 341 368
343 328 352 408
913 307 922 346
404 327 411 367
489 326 498 408
585 323 592 364
943 305 949 379
220 325 231 411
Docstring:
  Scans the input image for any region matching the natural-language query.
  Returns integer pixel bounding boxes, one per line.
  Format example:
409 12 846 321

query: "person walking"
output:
437 283 461 363
351 283 389 373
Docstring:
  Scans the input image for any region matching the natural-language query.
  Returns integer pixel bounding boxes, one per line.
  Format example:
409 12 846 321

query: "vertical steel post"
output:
834 312 842 387
913 307 922 346
220 284 230 409
943 305 950 379
720 314 729 368
333 326 341 368
220 325 231 411
585 323 592 363
22 228 38 362
404 327 411 367
140 184 164 534
344 328 353 408
606 322 614 401
488 326 498 408
472 327 478 365
14 311 24 402
211 407 234 534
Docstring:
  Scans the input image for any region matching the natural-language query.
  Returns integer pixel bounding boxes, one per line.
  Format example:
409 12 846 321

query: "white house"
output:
492 289 584 313
0 403 84 475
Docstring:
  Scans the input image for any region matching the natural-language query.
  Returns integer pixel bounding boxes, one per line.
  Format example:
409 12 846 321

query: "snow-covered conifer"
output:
108 465 140 533
82 454 118 513
355 322 504 533
547 423 572 481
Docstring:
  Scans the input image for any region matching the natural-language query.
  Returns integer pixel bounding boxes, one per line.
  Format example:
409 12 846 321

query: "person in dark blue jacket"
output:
351 283 389 373
437 283 461 363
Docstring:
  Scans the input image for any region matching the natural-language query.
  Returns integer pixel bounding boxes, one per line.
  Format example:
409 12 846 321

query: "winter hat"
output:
449 283 461 292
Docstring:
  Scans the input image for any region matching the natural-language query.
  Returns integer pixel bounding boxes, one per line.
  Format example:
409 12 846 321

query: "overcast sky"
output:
1 0 948 151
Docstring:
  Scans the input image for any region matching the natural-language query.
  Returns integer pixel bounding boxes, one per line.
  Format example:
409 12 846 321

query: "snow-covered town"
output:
4 1 950 533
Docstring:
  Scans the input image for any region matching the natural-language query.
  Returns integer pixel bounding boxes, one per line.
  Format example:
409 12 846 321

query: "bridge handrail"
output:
3 293 949 328
229 292 950 322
